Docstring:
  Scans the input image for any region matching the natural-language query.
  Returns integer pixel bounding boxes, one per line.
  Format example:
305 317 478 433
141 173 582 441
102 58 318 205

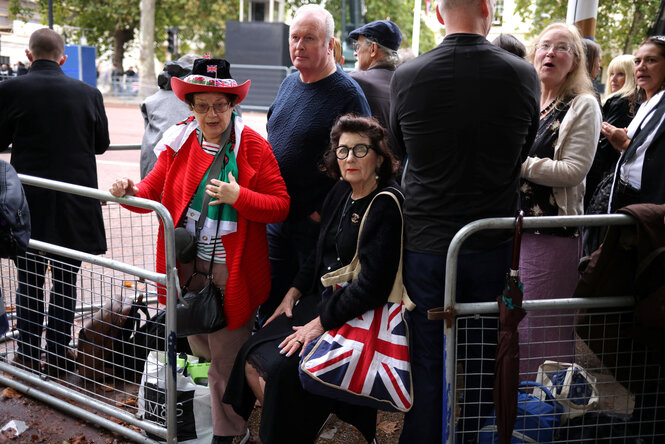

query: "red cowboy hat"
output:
171 58 250 104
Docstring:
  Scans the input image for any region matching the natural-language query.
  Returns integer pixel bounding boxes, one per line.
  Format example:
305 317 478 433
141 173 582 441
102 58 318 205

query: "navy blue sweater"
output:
267 66 370 220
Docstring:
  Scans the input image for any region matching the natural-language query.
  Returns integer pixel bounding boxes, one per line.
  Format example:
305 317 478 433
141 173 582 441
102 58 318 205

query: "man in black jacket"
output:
390 0 540 442
348 20 402 157
0 28 110 374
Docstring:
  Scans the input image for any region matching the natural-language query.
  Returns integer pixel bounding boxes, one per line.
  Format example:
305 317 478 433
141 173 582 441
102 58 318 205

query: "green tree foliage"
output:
8 0 238 69
9 0 441 68
288 0 438 55
364 0 437 54
513 0 660 63
10 0 141 69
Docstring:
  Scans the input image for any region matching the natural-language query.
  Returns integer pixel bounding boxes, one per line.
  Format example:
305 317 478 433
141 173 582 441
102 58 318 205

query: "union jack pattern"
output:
300 301 413 412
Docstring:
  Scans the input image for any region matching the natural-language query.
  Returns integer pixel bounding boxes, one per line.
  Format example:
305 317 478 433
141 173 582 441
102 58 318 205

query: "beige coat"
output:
521 93 602 215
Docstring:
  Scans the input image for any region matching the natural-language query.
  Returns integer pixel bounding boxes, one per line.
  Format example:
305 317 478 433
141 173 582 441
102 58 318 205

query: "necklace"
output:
333 193 356 266
540 97 558 116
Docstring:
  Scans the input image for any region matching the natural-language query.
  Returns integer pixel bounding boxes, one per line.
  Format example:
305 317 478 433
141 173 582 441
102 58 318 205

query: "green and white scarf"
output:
184 114 241 243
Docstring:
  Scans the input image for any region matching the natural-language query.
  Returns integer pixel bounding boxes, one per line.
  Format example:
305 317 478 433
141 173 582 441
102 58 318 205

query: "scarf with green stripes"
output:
188 117 239 242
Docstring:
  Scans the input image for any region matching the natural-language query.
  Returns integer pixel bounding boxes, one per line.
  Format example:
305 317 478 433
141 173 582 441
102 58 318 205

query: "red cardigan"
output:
131 125 289 329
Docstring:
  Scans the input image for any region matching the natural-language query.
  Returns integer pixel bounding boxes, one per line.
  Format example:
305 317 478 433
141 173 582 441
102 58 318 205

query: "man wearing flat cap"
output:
349 19 402 158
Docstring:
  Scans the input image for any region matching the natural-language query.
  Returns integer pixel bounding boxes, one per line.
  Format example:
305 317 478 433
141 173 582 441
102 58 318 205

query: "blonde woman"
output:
518 23 602 378
586 54 638 208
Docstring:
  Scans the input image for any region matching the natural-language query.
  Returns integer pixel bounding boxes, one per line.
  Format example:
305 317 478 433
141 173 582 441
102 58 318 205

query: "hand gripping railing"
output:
441 213 636 444
0 174 179 444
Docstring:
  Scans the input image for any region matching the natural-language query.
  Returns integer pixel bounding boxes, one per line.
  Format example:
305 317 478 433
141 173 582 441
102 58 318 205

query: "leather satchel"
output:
77 293 145 381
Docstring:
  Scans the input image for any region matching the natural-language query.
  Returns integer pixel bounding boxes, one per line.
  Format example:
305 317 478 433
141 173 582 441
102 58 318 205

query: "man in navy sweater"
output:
260 4 370 326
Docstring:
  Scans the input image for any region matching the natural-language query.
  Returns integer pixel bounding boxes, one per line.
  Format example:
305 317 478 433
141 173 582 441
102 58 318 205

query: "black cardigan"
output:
291 179 404 330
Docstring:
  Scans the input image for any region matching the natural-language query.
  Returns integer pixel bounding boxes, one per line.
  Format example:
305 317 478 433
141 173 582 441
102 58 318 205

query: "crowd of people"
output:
110 64 139 96
0 61 29 80
2 0 665 443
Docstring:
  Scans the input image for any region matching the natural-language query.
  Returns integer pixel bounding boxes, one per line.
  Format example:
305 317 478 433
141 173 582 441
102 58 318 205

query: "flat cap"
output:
349 20 402 51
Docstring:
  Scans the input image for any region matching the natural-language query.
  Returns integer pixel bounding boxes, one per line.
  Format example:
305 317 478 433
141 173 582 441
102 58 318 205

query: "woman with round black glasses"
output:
224 114 403 443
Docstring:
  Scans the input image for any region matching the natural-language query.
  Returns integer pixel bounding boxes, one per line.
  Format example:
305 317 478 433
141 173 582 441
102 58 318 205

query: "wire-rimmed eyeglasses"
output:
536 42 573 54
192 101 232 114
352 40 373 52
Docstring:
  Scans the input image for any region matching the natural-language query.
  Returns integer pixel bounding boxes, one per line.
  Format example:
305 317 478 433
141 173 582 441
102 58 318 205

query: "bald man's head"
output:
29 28 65 62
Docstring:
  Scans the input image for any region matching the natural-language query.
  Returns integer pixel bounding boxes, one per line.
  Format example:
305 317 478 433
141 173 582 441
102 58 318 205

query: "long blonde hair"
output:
528 23 595 104
605 54 637 102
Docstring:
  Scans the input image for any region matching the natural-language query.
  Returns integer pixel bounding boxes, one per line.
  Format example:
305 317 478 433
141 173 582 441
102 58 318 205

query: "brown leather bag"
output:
77 294 143 381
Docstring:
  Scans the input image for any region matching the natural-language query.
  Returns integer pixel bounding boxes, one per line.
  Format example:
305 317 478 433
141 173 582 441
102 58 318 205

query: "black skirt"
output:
223 295 377 444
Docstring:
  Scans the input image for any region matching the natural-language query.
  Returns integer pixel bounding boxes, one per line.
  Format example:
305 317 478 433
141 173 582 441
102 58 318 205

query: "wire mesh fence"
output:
452 306 665 442
443 214 664 444
0 194 176 442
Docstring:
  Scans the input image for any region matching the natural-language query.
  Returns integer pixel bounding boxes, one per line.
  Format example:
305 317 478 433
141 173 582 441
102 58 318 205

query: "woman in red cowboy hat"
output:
110 58 289 443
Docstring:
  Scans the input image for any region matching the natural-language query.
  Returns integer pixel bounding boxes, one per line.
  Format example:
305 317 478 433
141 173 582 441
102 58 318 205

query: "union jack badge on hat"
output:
171 58 250 104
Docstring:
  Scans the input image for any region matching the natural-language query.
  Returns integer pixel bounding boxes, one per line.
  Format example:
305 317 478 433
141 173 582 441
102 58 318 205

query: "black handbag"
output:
175 216 226 337
176 272 226 337
586 172 614 215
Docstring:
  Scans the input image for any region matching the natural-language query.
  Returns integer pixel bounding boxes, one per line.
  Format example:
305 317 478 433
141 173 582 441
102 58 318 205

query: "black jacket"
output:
390 33 540 254
0 59 110 254
350 66 399 158
637 107 665 205
292 179 404 330
585 95 635 207
613 94 665 207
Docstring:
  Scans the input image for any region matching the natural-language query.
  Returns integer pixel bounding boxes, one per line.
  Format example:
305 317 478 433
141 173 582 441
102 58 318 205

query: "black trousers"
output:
399 243 511 444
261 217 320 327
15 250 81 360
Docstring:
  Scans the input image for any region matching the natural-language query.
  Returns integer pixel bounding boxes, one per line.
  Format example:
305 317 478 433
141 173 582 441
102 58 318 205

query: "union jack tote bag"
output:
299 190 415 412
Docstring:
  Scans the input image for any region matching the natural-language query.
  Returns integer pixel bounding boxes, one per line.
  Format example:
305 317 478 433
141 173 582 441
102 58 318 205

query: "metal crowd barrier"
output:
103 63 295 111
440 213 665 443
231 64 291 112
0 175 179 443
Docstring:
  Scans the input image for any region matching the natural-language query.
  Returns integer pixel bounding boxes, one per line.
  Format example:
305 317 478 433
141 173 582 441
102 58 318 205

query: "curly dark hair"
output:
323 114 400 181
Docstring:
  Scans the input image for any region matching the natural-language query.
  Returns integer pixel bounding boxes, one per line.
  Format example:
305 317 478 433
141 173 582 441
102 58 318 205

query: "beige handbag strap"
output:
320 188 415 310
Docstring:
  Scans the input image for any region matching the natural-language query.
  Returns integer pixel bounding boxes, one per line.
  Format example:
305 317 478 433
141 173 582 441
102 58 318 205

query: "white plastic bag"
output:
138 351 213 443
536 360 599 423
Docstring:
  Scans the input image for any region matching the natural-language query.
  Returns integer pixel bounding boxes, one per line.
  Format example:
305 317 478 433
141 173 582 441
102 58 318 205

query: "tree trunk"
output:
113 28 134 72
623 5 644 54
139 0 157 98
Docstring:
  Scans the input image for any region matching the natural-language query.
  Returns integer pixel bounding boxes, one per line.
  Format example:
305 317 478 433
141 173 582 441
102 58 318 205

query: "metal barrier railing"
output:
211 64 292 112
442 214 640 444
108 143 141 150
0 175 179 443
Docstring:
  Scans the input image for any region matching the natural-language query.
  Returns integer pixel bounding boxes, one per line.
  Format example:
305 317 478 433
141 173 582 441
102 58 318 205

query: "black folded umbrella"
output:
493 211 526 444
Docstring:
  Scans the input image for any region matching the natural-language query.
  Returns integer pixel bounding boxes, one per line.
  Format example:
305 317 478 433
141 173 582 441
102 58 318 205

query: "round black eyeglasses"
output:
335 143 373 159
